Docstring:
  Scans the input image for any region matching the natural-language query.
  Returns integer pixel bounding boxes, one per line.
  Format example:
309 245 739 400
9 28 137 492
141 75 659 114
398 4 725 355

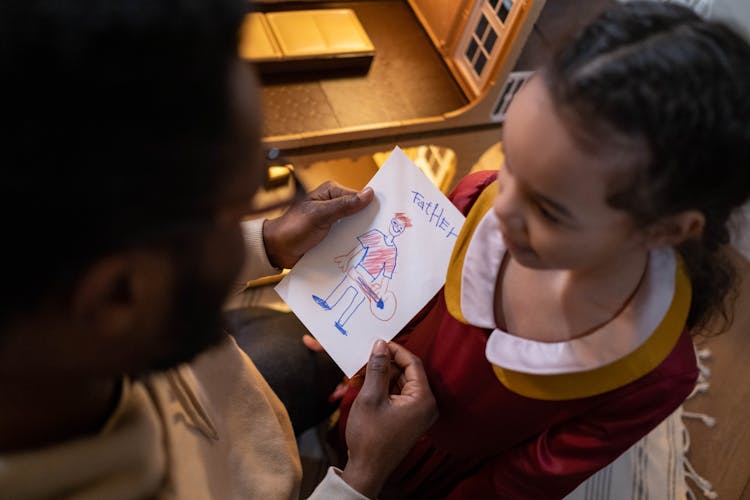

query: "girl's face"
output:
494 76 646 272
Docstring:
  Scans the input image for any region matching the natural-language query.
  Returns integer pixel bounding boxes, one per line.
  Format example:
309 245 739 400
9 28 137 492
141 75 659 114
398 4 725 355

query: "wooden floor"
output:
683 249 750 499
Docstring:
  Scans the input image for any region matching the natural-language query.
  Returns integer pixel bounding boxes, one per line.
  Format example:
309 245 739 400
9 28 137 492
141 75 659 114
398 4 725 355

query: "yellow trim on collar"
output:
492 258 691 400
445 180 498 325
444 178 691 400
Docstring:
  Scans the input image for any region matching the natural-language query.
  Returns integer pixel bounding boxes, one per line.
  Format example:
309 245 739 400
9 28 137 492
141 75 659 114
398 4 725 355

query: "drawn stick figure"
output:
312 213 412 335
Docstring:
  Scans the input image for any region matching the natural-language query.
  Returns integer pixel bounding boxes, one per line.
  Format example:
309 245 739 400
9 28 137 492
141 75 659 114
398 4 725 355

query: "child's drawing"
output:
275 146 465 377
312 213 412 335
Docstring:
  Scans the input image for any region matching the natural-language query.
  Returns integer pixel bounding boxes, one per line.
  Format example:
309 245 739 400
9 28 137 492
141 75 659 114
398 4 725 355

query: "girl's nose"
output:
494 171 526 232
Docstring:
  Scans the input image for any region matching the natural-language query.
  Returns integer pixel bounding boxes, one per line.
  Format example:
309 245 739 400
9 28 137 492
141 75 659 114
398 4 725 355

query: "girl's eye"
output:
537 203 561 224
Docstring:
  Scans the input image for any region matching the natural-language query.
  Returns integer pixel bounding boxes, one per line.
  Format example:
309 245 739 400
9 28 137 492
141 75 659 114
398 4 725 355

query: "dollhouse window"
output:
487 0 513 23
490 71 533 122
456 0 515 93
464 13 498 77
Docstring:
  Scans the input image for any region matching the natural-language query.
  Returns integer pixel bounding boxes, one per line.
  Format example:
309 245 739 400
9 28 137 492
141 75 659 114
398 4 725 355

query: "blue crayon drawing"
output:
312 213 412 335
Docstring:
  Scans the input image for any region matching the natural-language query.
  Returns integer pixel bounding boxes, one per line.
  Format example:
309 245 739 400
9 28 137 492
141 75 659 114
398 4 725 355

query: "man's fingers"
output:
309 180 359 201
308 187 374 224
386 342 429 389
358 339 391 405
386 343 438 426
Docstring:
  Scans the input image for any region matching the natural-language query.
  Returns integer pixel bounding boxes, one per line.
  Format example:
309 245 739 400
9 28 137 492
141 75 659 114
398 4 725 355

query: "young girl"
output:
334 2 750 498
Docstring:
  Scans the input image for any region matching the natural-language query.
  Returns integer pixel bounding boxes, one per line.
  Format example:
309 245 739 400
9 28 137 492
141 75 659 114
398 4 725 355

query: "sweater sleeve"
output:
229 219 281 295
306 467 370 500
445 370 697 500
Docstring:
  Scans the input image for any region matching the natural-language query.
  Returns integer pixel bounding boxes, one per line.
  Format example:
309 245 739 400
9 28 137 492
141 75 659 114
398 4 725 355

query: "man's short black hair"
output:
0 0 248 324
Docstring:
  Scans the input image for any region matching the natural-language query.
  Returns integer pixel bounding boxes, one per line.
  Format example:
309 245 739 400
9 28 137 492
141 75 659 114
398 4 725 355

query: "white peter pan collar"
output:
459 209 677 375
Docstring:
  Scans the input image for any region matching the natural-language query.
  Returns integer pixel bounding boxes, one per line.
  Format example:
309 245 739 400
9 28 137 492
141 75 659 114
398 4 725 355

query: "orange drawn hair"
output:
394 212 413 228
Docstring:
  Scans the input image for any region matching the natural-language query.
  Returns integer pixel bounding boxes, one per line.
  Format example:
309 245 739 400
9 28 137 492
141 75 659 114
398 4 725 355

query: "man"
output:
0 1 436 498
313 213 412 335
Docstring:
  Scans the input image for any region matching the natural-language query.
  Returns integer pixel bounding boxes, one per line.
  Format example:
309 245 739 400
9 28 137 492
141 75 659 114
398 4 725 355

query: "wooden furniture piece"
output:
239 9 375 74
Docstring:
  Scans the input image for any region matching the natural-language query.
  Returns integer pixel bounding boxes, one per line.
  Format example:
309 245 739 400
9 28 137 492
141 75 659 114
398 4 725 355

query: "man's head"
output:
0 0 262 376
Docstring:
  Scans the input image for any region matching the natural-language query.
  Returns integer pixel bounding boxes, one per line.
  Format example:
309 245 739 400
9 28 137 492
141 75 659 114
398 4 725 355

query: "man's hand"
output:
263 182 374 269
341 340 438 498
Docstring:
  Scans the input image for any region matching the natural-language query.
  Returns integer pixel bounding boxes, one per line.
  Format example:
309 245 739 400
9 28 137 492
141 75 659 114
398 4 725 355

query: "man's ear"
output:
644 210 705 247
71 255 136 338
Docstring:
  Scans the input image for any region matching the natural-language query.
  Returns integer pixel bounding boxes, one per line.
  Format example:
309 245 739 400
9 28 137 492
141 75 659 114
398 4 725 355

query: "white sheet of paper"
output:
275 147 466 377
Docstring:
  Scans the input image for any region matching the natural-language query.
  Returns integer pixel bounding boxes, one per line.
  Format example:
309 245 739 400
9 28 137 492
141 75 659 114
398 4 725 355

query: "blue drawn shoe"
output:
335 321 348 336
312 295 331 310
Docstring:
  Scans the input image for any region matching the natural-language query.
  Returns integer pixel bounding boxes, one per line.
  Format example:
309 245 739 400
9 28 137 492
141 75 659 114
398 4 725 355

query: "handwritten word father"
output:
410 191 459 239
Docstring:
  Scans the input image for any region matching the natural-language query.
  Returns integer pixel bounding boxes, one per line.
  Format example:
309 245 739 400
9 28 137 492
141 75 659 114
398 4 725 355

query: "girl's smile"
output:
500 229 535 259
492 76 647 275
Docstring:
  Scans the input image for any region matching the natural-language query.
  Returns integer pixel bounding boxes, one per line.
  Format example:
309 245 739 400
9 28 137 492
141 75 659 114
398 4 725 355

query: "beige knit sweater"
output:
0 220 368 500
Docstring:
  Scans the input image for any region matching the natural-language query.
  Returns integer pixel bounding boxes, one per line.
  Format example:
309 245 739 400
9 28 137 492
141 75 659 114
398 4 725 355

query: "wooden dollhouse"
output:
248 0 544 154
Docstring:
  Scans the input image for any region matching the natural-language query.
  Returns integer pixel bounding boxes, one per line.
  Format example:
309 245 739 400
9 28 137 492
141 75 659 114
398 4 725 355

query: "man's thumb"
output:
359 339 390 404
314 188 373 223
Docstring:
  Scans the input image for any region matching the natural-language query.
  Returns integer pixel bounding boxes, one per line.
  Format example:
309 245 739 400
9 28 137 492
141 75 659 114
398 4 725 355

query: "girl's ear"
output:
644 210 705 247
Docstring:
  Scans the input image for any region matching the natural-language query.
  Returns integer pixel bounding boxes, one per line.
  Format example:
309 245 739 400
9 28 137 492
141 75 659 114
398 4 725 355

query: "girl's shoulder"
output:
448 170 498 215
